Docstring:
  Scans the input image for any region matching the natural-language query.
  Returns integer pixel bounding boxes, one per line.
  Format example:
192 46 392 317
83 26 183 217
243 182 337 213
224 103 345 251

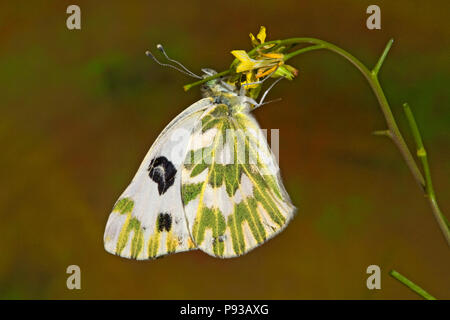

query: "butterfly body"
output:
104 74 296 260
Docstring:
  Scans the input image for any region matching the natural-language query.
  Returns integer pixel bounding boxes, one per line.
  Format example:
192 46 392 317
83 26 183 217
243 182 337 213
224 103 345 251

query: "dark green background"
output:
1 0 449 299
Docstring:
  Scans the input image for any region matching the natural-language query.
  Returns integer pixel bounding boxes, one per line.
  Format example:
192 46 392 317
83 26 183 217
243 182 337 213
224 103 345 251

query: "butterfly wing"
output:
104 98 214 260
181 103 296 258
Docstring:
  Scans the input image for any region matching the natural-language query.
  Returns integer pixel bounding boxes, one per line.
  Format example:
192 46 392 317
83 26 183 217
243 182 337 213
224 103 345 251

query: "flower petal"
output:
261 52 284 59
231 50 256 73
249 33 259 46
257 26 266 43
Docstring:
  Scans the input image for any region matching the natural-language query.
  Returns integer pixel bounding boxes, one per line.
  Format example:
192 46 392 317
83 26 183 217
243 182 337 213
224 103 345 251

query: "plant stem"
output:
403 103 450 244
389 270 436 300
373 39 394 76
282 44 324 61
183 70 231 92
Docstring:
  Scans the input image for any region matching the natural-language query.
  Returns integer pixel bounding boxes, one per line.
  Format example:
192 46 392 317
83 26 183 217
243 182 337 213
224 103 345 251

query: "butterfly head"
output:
199 70 258 111
200 68 237 97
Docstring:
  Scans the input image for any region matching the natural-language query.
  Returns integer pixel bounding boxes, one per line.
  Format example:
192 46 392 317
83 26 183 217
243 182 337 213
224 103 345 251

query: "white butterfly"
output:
103 46 296 259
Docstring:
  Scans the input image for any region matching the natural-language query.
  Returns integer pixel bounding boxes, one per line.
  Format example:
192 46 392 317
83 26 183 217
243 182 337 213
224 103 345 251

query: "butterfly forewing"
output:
104 98 214 259
181 103 296 258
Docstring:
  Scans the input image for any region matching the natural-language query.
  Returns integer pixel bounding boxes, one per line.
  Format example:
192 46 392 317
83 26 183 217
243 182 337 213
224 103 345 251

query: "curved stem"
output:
283 44 325 60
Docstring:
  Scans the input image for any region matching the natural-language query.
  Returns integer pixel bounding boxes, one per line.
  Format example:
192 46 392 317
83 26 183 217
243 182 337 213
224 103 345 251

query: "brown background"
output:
0 0 449 299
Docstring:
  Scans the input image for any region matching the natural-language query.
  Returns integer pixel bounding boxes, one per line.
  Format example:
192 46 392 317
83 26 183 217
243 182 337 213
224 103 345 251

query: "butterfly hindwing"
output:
104 98 214 259
181 103 296 258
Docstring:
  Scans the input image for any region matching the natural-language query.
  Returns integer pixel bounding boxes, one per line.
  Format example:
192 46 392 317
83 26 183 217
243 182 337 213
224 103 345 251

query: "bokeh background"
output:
0 0 449 299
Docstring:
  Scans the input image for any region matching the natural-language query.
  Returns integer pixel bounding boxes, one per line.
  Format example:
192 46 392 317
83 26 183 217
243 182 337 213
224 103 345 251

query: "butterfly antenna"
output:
156 44 202 79
145 50 201 79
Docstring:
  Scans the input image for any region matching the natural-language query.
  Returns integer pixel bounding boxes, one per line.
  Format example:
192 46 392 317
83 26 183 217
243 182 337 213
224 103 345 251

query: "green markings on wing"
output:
182 104 292 256
145 219 180 258
201 103 229 132
112 197 180 259
113 197 145 258
232 116 284 201
214 164 243 197
252 180 285 227
113 197 134 214
147 217 180 258
166 233 178 253
147 232 160 258
148 214 182 258
192 207 227 256
228 199 267 255
185 161 244 199
116 215 145 259
182 182 203 205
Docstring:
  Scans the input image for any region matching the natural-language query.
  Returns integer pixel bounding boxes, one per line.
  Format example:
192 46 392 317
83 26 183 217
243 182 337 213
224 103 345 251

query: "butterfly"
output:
103 45 296 260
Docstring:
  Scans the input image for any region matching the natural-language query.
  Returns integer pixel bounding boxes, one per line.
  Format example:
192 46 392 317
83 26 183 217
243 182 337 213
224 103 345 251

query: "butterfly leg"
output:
254 77 285 109
239 81 263 96
239 67 282 97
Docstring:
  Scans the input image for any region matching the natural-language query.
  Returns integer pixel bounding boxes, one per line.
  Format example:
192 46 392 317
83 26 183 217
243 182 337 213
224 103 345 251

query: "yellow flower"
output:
230 50 264 89
230 26 299 91
230 50 259 73
231 50 284 79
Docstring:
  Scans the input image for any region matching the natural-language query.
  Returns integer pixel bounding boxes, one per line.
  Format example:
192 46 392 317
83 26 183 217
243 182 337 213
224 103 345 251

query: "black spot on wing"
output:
148 156 177 195
157 213 172 232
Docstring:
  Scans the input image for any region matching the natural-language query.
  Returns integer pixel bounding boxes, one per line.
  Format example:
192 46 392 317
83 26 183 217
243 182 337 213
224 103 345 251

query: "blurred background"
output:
0 0 449 299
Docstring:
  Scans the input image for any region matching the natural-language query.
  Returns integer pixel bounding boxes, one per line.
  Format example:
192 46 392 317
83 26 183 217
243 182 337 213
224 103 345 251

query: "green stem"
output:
402 103 433 195
403 103 450 244
373 39 394 76
183 70 231 92
389 270 436 300
280 44 324 61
